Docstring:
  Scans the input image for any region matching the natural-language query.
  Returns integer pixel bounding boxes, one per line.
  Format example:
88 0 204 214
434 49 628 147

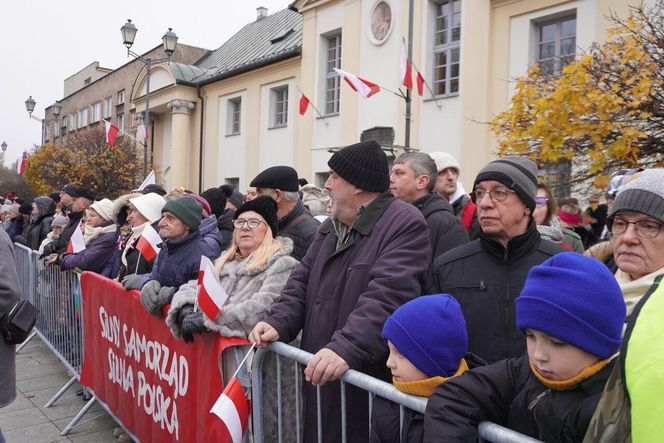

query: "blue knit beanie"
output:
516 252 625 359
382 294 467 378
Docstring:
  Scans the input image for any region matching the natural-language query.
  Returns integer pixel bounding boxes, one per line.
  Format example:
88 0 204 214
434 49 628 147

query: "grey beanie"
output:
51 214 68 228
474 156 538 210
608 169 664 225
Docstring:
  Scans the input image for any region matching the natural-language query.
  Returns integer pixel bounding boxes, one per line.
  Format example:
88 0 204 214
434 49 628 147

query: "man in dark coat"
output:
43 184 95 257
250 165 320 261
15 196 56 250
250 141 431 443
428 156 566 363
390 152 468 264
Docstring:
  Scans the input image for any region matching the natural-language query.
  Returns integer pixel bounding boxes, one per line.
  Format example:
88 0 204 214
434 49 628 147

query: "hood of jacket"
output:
112 192 143 225
34 196 56 219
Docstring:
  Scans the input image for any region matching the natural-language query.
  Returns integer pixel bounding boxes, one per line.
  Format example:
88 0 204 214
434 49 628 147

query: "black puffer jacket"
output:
217 208 235 251
424 355 614 443
413 193 468 264
278 199 320 261
15 197 55 250
428 221 565 363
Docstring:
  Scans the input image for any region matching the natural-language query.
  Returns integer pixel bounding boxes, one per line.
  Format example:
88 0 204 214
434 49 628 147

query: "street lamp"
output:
24 97 61 145
120 19 178 176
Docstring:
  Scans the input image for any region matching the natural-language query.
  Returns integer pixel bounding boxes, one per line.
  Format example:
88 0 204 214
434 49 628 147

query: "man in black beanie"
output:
250 165 319 261
250 140 431 443
428 155 565 364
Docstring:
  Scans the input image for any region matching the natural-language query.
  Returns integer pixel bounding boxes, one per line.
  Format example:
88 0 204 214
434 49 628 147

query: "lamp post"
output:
120 19 178 176
25 96 61 146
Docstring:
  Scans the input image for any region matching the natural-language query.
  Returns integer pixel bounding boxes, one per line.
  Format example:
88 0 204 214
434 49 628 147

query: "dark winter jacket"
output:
0 229 21 408
218 208 235 251
451 194 481 240
278 199 320 261
5 217 26 243
424 355 614 443
199 215 223 259
144 230 206 289
265 192 431 443
42 210 84 256
428 221 565 363
413 193 468 264
15 196 56 250
60 226 117 276
116 222 160 281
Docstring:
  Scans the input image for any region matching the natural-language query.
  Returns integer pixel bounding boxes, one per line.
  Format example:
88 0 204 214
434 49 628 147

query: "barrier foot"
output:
15 330 38 354
45 376 77 408
60 395 97 436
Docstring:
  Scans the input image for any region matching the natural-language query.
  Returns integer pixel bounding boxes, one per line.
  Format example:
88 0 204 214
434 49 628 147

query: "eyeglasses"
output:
233 218 264 229
535 197 549 207
611 217 663 239
473 187 515 203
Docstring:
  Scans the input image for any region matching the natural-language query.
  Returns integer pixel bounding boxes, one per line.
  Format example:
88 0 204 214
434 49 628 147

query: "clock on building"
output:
369 1 392 45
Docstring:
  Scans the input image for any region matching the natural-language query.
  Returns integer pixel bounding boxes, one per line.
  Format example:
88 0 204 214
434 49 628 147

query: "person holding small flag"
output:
43 184 96 258
166 195 299 442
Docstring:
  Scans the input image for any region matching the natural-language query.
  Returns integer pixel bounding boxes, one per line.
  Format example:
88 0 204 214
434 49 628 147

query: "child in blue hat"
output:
424 252 626 442
370 293 478 443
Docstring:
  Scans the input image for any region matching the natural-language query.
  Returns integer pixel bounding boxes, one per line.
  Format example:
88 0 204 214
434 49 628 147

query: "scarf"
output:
537 218 564 243
615 266 664 316
84 223 117 245
529 357 611 391
392 359 469 397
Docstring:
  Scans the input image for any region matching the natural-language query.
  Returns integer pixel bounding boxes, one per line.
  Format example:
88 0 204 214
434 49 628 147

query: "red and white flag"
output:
67 221 86 254
17 154 27 175
400 38 413 89
104 120 120 146
299 94 310 116
197 255 229 321
138 122 149 140
333 68 380 98
135 224 162 261
416 71 425 97
210 377 250 443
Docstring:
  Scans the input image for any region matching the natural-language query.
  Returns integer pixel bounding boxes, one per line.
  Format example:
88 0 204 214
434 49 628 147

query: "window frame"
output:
535 15 577 77
103 97 112 119
117 113 125 132
432 0 461 98
226 98 242 136
117 90 125 105
324 33 342 116
269 85 289 129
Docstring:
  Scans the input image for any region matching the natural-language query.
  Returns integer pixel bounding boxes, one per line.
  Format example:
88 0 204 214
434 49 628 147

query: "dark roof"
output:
192 8 302 85
169 62 211 85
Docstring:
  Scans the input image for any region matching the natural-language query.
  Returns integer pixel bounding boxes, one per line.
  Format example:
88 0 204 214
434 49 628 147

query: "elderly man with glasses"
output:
428 156 566 364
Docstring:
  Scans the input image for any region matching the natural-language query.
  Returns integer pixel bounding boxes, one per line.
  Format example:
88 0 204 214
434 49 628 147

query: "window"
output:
61 118 67 136
325 34 342 115
225 178 239 189
117 113 125 132
270 86 289 128
103 97 112 118
536 16 576 76
117 90 125 105
91 103 101 123
315 172 330 188
78 109 88 128
227 98 241 135
433 0 461 96
84 77 91 86
68 114 76 131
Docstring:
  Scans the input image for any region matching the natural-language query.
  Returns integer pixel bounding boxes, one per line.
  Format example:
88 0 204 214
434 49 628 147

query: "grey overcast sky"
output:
0 0 293 167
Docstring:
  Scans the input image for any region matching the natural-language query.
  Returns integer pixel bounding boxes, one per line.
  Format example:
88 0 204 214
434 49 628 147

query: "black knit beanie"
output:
234 195 279 238
473 156 538 210
201 187 228 218
162 196 202 231
250 166 300 192
328 140 390 193
19 202 32 215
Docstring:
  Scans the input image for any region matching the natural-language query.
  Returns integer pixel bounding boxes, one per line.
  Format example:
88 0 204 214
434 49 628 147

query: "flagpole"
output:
193 284 200 312
294 84 326 119
405 0 414 149
230 343 256 380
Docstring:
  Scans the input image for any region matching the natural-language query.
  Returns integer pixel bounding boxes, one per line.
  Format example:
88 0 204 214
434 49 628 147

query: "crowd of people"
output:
1 141 662 442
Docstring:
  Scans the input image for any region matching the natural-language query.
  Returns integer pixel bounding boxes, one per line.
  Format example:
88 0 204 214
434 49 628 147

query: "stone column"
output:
166 99 195 189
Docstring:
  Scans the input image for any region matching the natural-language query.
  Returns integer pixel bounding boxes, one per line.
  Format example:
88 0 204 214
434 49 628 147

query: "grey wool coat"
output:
0 229 21 408
167 237 298 339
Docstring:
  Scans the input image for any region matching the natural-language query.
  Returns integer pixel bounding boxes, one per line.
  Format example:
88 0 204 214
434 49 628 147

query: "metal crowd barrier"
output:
13 243 99 436
251 341 542 443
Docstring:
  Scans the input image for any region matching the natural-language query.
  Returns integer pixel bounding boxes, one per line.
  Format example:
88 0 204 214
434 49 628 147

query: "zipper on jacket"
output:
528 389 551 439
479 280 486 290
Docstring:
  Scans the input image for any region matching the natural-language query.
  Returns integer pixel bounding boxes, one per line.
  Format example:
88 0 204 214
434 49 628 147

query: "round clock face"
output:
370 1 392 45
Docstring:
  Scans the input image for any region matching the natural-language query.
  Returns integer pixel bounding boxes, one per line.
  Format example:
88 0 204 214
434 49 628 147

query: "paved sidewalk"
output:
0 339 119 443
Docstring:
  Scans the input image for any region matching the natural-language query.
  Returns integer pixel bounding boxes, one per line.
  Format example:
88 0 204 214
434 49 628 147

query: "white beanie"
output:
90 198 115 222
130 192 167 223
429 152 460 174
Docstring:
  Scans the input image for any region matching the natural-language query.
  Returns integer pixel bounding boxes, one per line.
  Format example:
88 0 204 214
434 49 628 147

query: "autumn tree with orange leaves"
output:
24 125 141 198
491 4 664 194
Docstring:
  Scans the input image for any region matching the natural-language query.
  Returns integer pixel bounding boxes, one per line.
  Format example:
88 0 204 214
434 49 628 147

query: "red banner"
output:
79 272 249 442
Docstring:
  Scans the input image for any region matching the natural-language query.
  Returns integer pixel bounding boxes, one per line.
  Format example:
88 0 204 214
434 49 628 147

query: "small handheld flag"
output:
67 221 86 254
135 224 162 261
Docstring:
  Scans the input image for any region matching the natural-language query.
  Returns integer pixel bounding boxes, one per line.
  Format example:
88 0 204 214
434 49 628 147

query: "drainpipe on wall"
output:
197 84 205 193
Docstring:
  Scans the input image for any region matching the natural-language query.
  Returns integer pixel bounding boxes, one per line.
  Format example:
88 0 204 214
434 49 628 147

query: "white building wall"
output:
259 79 295 169
218 91 247 188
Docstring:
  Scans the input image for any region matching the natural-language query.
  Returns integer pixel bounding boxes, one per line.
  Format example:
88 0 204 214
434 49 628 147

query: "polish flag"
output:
67 221 86 254
104 120 120 146
299 94 310 116
136 171 156 191
400 38 413 89
138 122 149 140
416 71 425 97
197 255 229 321
210 377 250 443
333 68 380 98
135 224 162 261
17 154 27 175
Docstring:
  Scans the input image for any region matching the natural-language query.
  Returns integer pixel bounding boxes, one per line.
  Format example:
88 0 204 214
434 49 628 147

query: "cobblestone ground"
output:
0 339 120 443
